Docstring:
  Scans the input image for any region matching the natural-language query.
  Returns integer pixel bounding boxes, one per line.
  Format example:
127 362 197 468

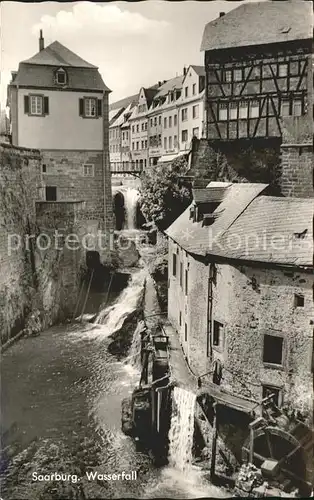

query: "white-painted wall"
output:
17 89 103 150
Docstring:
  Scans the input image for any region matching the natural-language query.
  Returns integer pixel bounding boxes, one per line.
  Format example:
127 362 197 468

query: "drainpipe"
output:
207 262 213 360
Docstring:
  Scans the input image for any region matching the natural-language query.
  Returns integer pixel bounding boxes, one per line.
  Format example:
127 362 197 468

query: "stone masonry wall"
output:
0 144 84 345
210 263 313 422
168 240 313 421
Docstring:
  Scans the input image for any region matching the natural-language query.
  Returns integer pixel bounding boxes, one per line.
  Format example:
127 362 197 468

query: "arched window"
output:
55 67 67 85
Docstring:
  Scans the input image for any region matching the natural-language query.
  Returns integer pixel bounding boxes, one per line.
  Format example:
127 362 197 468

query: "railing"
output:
110 161 143 174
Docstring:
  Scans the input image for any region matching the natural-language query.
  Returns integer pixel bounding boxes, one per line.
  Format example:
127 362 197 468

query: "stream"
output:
0 258 227 499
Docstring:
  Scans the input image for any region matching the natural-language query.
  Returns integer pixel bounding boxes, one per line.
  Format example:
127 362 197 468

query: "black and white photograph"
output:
0 0 313 498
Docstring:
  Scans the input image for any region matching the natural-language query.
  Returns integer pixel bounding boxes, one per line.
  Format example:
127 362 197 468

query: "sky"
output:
0 0 263 109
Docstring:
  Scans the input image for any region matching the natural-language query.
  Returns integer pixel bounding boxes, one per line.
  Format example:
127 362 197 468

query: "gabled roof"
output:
154 76 184 99
109 94 138 112
190 65 205 77
22 41 97 68
166 182 312 268
110 102 135 128
201 1 313 52
143 86 160 107
216 196 313 267
166 182 267 256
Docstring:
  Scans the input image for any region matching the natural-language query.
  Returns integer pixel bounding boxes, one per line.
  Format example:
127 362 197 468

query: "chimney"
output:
39 30 44 51
219 12 225 17
183 66 187 76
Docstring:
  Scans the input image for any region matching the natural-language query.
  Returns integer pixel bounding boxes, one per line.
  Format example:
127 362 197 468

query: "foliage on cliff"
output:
148 233 168 313
139 157 192 231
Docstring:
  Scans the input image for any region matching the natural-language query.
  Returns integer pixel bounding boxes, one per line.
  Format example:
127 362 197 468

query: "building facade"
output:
201 1 313 197
166 181 313 422
8 32 113 234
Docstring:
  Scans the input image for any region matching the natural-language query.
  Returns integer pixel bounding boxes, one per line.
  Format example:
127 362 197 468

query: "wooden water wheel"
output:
243 423 313 496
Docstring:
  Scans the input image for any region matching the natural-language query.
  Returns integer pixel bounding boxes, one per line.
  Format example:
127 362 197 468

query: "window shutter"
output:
97 99 102 117
24 95 29 114
44 97 49 115
79 98 84 116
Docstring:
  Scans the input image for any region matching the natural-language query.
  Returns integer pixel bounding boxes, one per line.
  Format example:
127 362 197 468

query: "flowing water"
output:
0 263 227 499
168 387 196 471
124 188 140 230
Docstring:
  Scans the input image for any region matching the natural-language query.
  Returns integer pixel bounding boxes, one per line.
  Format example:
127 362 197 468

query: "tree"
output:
139 157 192 231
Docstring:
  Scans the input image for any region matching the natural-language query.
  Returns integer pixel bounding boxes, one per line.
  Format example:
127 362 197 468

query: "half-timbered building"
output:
201 1 313 197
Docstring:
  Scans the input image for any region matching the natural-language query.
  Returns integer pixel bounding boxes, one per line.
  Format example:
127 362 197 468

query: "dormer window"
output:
55 68 67 85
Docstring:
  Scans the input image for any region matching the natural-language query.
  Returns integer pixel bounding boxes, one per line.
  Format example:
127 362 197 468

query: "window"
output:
141 123 145 131
192 104 199 119
145 122 147 131
28 95 43 116
83 164 94 177
150 119 153 127
172 253 177 276
294 293 304 307
218 103 228 121
159 116 161 125
145 140 147 149
263 334 283 366
181 130 188 142
179 312 182 326
185 323 188 342
262 385 282 407
278 63 288 77
192 127 199 138
169 136 172 149
169 116 172 128
213 321 223 347
174 135 178 147
55 68 67 85
185 86 188 98
174 115 177 126
144 159 147 169
42 164 47 173
164 137 167 150
234 69 243 82
185 269 188 295
223 70 232 82
293 99 302 116
181 108 188 121
132 142 134 150
45 186 57 201
132 125 135 133
141 140 144 149
84 97 97 117
192 83 196 95
281 100 290 116
180 262 183 287
249 100 259 118
239 101 248 119
230 102 237 120
136 141 139 150
164 117 167 128
154 117 157 126
136 124 139 133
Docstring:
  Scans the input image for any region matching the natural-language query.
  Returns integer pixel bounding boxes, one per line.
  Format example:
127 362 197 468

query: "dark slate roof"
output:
154 76 184 98
12 63 110 92
109 94 138 111
143 87 160 107
167 183 312 268
192 186 227 204
22 41 97 68
190 65 205 76
166 182 267 256
216 196 313 267
201 1 313 52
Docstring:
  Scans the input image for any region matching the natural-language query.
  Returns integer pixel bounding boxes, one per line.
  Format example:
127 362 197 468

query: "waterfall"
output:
168 387 196 470
69 269 146 342
124 188 140 229
127 320 146 369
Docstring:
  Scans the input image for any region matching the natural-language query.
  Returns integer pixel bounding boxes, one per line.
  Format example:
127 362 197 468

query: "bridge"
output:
110 161 143 177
